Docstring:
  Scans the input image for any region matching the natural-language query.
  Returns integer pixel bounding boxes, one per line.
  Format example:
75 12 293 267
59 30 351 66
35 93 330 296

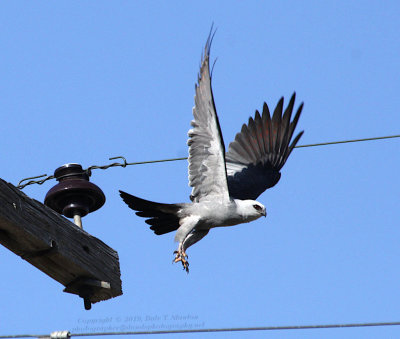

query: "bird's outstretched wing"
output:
225 93 304 200
188 30 230 203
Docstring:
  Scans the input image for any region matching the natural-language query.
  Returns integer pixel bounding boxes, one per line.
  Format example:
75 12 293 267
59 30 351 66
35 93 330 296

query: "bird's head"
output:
235 199 266 222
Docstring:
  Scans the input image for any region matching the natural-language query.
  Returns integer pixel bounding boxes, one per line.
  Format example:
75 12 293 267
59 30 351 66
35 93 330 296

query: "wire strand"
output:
294 134 400 148
1 321 400 338
16 134 400 189
72 321 400 336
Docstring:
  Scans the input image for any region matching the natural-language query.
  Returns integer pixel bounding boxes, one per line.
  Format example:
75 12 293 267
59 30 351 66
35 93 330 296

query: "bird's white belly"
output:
187 201 245 228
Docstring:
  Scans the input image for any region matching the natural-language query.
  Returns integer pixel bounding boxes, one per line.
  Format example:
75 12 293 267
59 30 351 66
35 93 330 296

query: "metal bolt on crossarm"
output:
44 164 105 229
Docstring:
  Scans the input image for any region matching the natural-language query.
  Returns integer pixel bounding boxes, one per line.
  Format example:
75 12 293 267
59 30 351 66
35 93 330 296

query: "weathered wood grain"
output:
0 179 122 306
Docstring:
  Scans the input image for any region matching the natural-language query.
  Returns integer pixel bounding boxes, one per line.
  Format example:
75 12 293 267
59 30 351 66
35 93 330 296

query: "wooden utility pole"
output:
0 178 122 309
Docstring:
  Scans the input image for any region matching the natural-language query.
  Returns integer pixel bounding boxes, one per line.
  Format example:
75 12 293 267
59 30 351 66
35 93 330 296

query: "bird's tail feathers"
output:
119 190 182 235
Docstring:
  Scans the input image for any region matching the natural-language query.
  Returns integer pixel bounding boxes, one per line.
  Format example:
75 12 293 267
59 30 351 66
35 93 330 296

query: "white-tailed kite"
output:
120 31 304 272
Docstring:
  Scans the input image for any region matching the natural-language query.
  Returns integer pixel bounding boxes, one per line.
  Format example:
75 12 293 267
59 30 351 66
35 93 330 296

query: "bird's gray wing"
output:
188 31 230 203
225 93 304 200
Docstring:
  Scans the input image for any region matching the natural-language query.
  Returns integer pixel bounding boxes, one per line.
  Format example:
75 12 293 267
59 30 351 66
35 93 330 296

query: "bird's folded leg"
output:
173 245 189 273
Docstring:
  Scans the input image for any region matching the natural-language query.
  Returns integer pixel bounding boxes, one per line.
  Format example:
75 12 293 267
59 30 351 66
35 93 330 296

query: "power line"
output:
72 321 400 336
17 134 400 189
294 134 400 148
1 321 400 338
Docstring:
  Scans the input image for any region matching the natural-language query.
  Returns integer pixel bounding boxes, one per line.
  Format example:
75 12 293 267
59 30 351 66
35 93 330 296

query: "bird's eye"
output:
253 204 262 211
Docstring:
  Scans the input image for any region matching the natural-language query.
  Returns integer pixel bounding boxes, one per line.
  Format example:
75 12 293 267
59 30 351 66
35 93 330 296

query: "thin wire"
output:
295 134 400 148
16 134 400 189
72 321 400 336
1 321 400 338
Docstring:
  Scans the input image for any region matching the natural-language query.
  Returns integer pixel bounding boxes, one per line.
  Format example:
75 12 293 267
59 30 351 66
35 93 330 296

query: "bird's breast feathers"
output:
180 199 265 229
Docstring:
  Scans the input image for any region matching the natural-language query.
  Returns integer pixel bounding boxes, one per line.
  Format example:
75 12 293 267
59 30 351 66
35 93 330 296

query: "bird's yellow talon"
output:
173 249 190 273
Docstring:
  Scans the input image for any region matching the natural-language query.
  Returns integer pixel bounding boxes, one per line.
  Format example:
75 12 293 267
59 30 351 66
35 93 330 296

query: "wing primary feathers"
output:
261 102 272 157
280 94 296 147
281 130 304 168
289 102 304 140
283 102 304 162
271 97 284 166
247 116 263 160
254 110 267 157
226 93 304 200
276 93 296 168
280 102 304 166
237 124 258 163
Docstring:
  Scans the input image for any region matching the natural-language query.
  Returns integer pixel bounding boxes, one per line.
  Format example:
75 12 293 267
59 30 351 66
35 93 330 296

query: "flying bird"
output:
120 31 304 272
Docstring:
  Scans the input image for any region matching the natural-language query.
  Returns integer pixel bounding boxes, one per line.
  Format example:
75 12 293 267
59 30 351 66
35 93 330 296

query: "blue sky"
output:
1 1 400 338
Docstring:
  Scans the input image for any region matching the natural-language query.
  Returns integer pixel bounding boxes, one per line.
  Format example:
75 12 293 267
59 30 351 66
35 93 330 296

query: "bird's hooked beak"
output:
262 208 267 217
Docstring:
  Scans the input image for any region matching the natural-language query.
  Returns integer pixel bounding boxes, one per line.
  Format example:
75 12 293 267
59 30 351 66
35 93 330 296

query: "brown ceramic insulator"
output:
44 164 105 219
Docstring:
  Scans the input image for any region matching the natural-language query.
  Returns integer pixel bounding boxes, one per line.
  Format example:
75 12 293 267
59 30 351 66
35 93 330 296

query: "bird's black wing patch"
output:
226 93 304 200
